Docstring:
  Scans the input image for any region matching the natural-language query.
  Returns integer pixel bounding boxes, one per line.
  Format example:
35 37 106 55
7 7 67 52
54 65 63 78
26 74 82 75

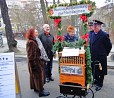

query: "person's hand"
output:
84 41 88 46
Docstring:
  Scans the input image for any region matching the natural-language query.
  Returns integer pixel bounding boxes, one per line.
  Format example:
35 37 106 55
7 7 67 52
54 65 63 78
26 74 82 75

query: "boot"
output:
95 86 102 91
39 90 50 97
49 77 54 81
46 78 50 83
34 88 44 92
34 89 38 92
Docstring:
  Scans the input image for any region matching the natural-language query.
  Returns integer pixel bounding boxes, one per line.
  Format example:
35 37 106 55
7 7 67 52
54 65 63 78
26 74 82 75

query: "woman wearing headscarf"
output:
26 28 50 97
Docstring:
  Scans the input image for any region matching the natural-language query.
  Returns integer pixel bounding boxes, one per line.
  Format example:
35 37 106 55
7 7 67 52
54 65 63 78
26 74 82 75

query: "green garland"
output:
84 45 93 84
49 0 95 84
82 20 93 84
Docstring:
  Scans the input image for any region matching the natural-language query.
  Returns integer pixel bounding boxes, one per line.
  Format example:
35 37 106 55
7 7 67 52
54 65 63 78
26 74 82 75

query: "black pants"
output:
45 58 53 79
92 61 104 87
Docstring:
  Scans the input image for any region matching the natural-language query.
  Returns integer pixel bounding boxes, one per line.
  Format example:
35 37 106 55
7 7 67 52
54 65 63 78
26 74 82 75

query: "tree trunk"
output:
40 0 48 24
0 0 18 52
70 0 76 26
45 0 48 7
58 0 60 3
53 0 56 4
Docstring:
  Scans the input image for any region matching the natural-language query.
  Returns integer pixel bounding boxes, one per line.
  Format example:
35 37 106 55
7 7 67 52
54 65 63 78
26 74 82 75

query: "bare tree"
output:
53 0 56 4
57 0 60 3
40 0 48 24
70 0 77 26
0 0 18 52
9 1 43 32
45 0 48 7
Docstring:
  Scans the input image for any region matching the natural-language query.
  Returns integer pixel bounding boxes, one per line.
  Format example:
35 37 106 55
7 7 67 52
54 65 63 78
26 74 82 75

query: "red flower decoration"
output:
54 35 64 43
54 18 61 27
81 33 89 42
80 15 87 22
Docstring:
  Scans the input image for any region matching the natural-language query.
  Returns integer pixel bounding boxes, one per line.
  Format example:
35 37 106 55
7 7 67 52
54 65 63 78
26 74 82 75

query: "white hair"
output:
43 24 49 29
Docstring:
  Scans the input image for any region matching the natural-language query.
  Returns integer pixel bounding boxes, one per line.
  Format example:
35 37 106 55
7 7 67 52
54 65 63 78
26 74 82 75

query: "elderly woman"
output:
26 28 50 97
64 25 78 42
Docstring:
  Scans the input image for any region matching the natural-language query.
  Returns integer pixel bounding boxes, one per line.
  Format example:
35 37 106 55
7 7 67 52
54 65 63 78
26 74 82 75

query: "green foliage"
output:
82 23 88 34
58 30 62 36
64 39 85 49
52 41 64 53
58 22 62 29
84 46 93 84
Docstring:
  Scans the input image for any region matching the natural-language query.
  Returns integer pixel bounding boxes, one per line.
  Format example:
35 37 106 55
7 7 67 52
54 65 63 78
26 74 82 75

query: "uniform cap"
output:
88 22 94 26
93 20 104 25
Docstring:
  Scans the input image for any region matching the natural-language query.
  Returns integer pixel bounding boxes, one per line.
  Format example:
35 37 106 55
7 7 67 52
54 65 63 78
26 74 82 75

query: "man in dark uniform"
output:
89 20 112 91
39 24 54 83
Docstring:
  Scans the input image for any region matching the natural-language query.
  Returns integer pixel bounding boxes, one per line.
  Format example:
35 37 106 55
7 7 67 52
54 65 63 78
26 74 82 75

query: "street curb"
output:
15 55 27 58
107 66 114 69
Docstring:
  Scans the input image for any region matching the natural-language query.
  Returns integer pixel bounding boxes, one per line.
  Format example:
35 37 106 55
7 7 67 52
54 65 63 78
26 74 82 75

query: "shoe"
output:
39 91 50 97
92 82 98 87
46 78 50 83
34 88 44 92
49 77 54 81
95 86 102 91
34 89 38 92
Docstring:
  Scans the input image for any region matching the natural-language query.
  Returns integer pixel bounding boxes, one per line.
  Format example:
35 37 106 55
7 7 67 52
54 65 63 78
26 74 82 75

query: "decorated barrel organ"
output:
47 0 96 97
58 49 87 96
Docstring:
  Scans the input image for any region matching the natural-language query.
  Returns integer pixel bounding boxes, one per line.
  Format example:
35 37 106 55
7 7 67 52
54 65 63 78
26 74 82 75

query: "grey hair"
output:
43 24 49 29
35 29 38 32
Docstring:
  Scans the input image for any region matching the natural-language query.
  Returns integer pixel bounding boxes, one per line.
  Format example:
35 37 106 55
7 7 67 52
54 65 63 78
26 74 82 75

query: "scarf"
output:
35 37 50 62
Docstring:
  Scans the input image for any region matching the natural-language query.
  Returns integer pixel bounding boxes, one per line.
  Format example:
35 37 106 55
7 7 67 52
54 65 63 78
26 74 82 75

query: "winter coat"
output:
89 29 112 75
26 38 45 91
39 32 54 59
64 33 78 42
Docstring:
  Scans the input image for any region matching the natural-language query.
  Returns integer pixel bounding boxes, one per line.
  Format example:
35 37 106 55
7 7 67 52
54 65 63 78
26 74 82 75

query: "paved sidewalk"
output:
16 59 114 98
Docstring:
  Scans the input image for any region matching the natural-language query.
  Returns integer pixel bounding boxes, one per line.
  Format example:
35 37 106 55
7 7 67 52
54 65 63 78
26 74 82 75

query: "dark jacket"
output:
89 30 94 38
64 33 78 42
89 29 112 75
39 32 54 59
